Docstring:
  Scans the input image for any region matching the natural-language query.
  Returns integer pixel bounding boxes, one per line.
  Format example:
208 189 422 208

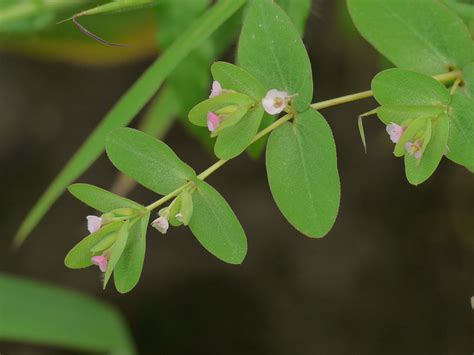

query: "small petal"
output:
386 123 404 143
91 255 108 272
209 80 223 98
262 89 290 115
87 215 102 234
151 216 169 234
405 140 423 159
207 112 220 132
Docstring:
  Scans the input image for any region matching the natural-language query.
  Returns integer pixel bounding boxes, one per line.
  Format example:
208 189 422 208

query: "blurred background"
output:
1 0 473 354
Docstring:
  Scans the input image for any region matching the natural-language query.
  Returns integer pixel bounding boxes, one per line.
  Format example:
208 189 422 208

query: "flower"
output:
386 123 404 143
91 255 108 272
151 216 169 234
262 89 291 115
209 80 223 98
405 140 423 159
207 112 221 132
87 215 102 234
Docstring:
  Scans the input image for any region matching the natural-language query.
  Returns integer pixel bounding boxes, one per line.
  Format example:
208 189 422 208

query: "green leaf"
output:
68 183 145 213
189 180 247 264
238 0 313 111
15 0 247 246
266 109 340 238
377 105 446 125
394 117 430 157
277 0 312 35
210 103 252 137
188 93 253 127
106 128 196 195
214 106 265 159
348 0 474 75
461 62 474 98
114 214 150 293
446 92 474 170
211 61 266 100
65 222 122 269
0 274 135 354
372 69 451 106
178 190 194 226
104 221 130 288
405 114 449 185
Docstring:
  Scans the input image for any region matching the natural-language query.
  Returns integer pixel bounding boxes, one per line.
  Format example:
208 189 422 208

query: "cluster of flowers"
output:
207 80 292 132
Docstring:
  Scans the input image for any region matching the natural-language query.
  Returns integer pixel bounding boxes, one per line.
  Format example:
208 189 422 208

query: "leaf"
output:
377 105 446 125
179 190 194 226
65 222 122 269
446 92 474 169
188 93 253 127
69 183 145 213
238 0 313 111
210 103 252 136
372 69 451 106
277 0 312 35
0 274 135 354
114 214 150 293
348 0 474 75
189 180 247 264
104 221 130 288
394 117 430 157
405 114 449 185
461 62 474 98
106 128 196 195
266 109 340 238
14 0 247 246
214 106 265 159
211 61 266 100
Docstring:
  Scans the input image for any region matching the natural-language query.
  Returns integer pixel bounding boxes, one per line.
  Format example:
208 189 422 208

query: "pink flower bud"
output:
262 89 291 115
207 112 221 132
386 123 404 143
209 80 223 98
86 215 102 234
151 216 169 234
91 255 108 272
405 140 423 159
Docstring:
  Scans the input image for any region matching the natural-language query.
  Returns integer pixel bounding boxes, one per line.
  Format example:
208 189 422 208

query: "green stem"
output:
145 70 463 213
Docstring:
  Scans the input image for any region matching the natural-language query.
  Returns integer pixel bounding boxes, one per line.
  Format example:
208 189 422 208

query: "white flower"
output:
86 215 102 234
209 80 223 98
151 216 169 234
262 89 291 115
386 123 404 143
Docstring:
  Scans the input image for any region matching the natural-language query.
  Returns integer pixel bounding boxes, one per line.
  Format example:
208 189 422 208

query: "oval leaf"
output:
446 93 474 170
113 214 150 294
189 180 247 264
214 106 265 159
405 114 449 185
104 221 130 289
348 0 474 75
238 0 313 111
377 105 445 125
211 61 266 100
372 69 451 106
68 183 145 213
106 128 196 195
266 109 340 238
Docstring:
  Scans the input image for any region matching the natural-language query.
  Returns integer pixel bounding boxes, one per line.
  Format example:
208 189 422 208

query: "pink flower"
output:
386 123 404 143
405 140 423 159
91 255 108 272
151 216 169 234
87 215 102 234
262 89 291 115
207 112 221 132
209 80 223 98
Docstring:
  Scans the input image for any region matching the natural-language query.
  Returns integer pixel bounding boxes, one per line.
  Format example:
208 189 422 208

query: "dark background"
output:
1 1 473 354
